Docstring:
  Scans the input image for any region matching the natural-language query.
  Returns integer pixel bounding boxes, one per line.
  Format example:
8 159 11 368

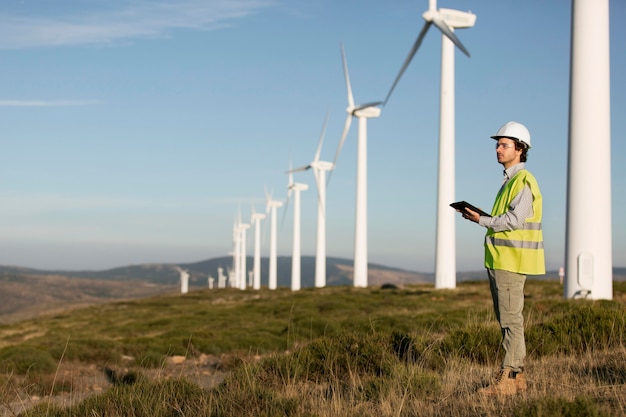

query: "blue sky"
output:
0 0 624 273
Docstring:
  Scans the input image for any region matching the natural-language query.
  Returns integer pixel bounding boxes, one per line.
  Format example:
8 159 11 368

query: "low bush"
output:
0 346 57 374
29 378 213 417
513 396 611 417
527 302 626 356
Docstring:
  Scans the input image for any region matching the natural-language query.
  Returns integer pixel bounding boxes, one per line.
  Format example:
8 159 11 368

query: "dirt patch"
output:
0 355 227 416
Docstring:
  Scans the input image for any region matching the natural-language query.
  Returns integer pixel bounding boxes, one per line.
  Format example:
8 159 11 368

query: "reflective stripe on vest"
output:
485 236 544 250
484 170 546 275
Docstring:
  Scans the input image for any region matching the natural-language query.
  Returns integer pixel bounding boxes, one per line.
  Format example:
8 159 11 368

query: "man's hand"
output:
459 207 480 223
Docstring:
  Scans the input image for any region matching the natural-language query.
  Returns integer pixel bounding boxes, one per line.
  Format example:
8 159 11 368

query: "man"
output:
459 121 545 396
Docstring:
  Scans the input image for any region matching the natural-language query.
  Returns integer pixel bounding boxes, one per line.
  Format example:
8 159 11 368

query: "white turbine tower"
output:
290 112 333 288
565 0 612 300
250 206 266 290
385 0 475 289
231 219 240 289
238 219 250 291
265 188 283 290
332 43 383 288
217 266 226 289
286 165 309 291
176 267 189 294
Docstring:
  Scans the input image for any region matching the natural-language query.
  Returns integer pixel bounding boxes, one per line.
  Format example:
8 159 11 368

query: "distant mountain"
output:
1 260 624 324
1 257 433 289
0 257 430 323
2 261 624 289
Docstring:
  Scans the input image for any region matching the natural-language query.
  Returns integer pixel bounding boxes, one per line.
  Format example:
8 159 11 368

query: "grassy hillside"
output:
0 280 625 416
0 258 432 325
0 256 433 289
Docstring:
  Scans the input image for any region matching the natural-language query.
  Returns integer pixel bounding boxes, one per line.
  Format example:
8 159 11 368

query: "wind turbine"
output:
233 209 250 290
564 0 612 300
217 266 226 288
176 267 189 294
385 0 475 290
231 218 240 289
265 187 283 290
238 219 250 290
286 164 309 291
290 112 333 288
250 205 266 290
332 43 383 288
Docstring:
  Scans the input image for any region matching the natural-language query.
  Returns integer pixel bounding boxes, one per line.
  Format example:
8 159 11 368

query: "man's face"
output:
495 137 522 168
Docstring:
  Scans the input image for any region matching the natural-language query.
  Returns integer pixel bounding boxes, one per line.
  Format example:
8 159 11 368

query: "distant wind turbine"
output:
265 187 283 290
231 218 240 289
290 112 333 288
332 43 383 288
176 267 189 294
286 164 309 291
565 0 612 300
250 205 266 290
385 0 475 289
217 266 226 288
238 218 250 291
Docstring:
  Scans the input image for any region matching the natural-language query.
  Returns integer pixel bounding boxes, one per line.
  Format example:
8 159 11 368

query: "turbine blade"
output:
328 114 352 186
314 109 330 163
355 101 384 111
288 164 294 187
340 42 355 109
384 21 432 105
289 164 311 173
264 185 273 213
432 16 470 57
332 114 352 168
281 193 290 231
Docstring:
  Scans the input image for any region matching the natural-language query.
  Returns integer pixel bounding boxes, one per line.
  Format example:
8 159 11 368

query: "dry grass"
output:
0 280 624 416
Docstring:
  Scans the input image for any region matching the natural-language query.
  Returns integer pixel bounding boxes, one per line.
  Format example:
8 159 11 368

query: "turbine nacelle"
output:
251 213 266 221
251 205 266 222
264 186 283 212
289 183 309 192
352 104 382 119
435 8 476 29
310 160 334 171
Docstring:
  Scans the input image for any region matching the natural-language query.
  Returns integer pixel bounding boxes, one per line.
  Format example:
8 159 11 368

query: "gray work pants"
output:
487 268 526 373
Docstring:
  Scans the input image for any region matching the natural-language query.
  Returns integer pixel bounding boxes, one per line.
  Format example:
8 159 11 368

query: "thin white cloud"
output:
0 0 275 49
0 99 102 107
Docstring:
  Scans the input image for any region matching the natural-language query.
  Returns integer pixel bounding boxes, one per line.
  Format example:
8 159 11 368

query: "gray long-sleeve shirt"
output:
478 163 534 232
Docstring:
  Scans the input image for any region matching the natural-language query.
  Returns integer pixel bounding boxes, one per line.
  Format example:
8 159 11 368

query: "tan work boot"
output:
514 371 527 392
478 369 519 396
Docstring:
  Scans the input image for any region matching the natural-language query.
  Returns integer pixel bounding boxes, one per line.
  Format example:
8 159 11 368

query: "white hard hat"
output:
491 121 531 148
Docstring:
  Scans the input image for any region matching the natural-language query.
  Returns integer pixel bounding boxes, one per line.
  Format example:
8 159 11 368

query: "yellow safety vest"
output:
484 170 546 275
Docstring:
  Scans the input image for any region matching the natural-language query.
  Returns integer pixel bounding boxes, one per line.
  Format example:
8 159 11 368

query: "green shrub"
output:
291 331 395 382
437 323 501 364
135 349 167 368
28 378 213 417
527 303 626 357
47 337 120 363
212 381 299 417
391 363 442 400
0 346 57 374
390 330 418 362
514 396 611 417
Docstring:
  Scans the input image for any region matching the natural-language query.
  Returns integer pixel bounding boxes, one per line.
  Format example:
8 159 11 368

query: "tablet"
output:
450 201 491 217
